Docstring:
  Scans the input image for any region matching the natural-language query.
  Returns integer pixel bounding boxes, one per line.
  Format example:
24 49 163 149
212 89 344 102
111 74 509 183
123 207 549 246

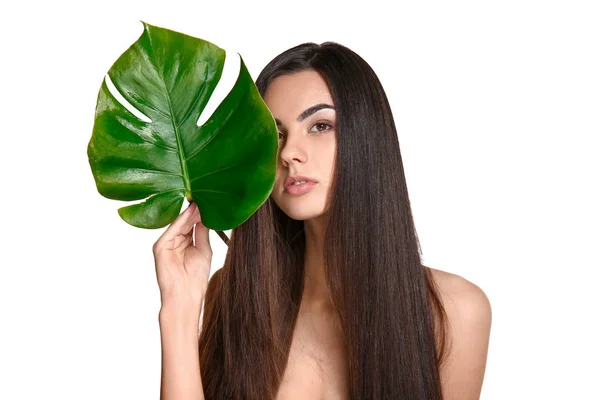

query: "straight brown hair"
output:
199 42 449 399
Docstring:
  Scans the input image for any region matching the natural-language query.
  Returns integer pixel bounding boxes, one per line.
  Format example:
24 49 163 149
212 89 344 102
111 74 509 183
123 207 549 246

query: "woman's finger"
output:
193 215 211 255
157 202 201 247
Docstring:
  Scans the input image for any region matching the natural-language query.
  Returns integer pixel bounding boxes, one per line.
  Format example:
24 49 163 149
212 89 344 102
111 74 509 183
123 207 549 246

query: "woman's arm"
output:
437 272 492 400
151 202 214 400
159 300 206 400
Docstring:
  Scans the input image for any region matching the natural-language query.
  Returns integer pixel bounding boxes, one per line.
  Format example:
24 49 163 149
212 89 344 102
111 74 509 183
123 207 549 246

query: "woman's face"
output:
264 69 337 221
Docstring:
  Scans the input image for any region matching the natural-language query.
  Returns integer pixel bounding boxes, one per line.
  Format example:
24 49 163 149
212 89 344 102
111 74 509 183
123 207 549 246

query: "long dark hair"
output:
199 42 449 399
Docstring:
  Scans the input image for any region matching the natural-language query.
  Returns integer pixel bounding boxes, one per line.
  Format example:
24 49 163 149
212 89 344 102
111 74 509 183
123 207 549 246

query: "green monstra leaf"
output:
87 21 278 230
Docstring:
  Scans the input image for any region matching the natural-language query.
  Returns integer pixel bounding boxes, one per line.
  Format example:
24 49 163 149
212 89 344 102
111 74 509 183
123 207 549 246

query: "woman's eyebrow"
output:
275 103 335 126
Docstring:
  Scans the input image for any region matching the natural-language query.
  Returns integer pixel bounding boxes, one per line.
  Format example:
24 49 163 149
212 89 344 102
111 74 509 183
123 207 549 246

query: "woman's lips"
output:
285 181 317 195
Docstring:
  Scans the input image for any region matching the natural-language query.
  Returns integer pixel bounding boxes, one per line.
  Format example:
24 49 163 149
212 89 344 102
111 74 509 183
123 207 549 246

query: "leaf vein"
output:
188 162 243 185
183 87 250 162
97 160 183 177
176 65 210 129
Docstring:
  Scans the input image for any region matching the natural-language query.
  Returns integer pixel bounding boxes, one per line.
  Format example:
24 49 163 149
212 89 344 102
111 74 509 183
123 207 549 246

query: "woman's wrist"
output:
159 299 203 331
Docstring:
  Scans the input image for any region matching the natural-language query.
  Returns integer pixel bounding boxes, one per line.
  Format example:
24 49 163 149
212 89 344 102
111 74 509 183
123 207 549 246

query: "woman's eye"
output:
309 122 333 133
278 122 333 141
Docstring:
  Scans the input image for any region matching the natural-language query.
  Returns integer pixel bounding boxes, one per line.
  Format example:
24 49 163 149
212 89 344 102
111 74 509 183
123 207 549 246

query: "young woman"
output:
154 42 492 400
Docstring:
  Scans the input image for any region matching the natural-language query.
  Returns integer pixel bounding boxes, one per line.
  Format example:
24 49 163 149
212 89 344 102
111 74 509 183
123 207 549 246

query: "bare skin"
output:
264 70 492 400
273 267 491 400
275 300 349 399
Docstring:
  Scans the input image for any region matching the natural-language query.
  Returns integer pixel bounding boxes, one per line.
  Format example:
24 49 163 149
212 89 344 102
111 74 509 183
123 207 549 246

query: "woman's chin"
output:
281 207 326 222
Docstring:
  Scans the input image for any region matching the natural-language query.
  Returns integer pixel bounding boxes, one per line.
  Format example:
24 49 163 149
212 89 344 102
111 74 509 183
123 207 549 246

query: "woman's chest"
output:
275 311 350 400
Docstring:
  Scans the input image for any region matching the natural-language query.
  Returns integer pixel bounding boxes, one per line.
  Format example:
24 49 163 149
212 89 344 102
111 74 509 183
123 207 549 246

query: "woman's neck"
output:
302 218 332 309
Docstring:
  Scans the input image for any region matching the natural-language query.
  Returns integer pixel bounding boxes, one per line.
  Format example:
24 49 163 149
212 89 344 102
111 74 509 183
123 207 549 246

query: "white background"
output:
1 0 598 398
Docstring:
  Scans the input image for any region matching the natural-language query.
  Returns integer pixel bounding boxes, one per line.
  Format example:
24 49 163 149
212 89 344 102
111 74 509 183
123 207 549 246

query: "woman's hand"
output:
152 201 212 315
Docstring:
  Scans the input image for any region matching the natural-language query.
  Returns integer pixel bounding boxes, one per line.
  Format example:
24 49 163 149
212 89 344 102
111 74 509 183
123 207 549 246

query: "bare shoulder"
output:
425 266 492 400
427 266 492 322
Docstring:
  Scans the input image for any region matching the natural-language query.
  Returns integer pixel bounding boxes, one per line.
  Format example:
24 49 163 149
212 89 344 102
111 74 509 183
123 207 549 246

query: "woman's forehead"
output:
264 71 334 117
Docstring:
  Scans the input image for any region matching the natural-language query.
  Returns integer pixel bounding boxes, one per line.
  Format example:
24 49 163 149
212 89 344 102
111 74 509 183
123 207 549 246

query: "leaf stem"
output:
215 230 230 246
185 198 229 246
